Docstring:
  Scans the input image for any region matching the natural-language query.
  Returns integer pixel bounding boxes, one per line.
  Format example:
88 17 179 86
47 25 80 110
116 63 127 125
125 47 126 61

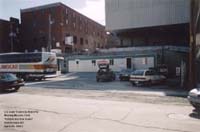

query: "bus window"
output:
0 53 42 63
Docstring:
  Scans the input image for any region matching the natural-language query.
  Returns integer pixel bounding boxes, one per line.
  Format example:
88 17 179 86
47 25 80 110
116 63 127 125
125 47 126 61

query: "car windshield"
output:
145 70 157 76
132 70 144 76
121 69 132 73
0 73 17 81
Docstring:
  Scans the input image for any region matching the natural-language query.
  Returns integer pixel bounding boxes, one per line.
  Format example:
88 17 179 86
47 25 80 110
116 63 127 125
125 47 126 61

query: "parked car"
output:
119 69 134 81
0 73 24 92
96 63 116 82
130 69 166 86
188 88 200 112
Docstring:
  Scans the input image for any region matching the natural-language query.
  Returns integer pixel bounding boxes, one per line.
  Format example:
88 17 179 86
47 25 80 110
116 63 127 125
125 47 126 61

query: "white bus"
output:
0 52 58 80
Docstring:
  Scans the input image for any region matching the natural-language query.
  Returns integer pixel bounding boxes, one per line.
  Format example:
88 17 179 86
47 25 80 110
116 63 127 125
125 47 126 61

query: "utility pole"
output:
189 0 199 89
189 0 195 89
9 22 14 52
48 14 52 52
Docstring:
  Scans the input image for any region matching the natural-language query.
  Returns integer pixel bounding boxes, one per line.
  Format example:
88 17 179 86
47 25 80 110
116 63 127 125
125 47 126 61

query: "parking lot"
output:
1 72 200 132
25 72 187 97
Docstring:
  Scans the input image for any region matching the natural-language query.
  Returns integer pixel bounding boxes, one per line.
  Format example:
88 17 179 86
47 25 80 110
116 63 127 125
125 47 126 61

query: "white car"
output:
130 69 166 86
188 88 200 111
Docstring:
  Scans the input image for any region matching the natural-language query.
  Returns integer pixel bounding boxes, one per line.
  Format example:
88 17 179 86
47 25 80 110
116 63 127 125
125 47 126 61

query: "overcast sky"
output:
0 0 105 25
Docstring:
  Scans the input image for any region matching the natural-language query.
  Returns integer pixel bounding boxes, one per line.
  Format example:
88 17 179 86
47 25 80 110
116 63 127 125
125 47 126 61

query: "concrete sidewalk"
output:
0 93 199 132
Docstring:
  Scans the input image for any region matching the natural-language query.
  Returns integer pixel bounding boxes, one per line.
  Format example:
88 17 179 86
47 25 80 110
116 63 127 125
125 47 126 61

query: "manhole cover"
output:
168 113 190 120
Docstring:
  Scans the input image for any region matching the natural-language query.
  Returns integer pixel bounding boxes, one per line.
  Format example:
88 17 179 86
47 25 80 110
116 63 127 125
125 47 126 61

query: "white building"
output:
68 56 154 72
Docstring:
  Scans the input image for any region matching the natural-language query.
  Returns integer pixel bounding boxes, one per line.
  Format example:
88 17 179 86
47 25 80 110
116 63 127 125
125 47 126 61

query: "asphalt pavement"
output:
25 72 188 97
0 72 199 132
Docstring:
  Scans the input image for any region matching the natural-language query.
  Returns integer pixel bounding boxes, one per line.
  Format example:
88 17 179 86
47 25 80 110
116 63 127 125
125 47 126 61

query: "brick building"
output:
20 2 106 53
0 17 20 53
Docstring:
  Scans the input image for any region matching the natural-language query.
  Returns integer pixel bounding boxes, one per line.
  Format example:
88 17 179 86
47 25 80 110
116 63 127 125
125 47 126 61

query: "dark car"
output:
188 88 200 112
119 69 133 81
0 73 24 92
96 64 116 82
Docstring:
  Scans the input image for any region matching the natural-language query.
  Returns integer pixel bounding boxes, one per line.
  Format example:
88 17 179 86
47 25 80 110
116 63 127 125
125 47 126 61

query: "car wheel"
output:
134 81 140 87
0 88 5 93
14 86 20 92
192 103 200 110
147 80 152 86
38 77 44 81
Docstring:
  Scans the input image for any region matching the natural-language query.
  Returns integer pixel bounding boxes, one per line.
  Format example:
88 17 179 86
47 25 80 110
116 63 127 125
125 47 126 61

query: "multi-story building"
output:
0 17 20 53
106 0 190 47
20 2 106 53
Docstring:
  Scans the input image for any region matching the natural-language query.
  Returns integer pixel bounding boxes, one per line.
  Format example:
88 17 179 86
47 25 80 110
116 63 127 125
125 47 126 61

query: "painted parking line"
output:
25 73 77 86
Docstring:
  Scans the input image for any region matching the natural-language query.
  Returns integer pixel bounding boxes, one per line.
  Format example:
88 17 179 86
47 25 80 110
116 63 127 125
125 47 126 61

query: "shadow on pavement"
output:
189 109 200 119
26 72 189 98
0 90 17 95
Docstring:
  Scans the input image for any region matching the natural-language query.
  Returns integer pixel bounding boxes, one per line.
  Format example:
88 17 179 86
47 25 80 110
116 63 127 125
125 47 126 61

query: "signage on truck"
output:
0 64 18 69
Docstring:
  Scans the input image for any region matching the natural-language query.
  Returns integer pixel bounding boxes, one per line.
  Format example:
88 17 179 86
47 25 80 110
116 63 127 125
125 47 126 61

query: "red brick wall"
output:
21 3 106 53
0 18 20 53
0 20 10 53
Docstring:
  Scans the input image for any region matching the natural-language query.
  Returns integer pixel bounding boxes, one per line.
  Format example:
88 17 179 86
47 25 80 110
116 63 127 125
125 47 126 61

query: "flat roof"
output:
20 2 105 27
20 2 62 13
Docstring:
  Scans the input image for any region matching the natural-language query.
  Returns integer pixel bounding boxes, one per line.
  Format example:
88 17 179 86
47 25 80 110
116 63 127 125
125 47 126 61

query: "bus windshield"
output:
0 53 42 63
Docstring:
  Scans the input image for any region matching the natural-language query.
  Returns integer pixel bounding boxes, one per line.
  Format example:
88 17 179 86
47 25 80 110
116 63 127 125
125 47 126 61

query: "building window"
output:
80 38 84 45
92 60 96 66
66 19 69 25
73 36 77 44
56 42 60 47
110 59 114 65
16 28 19 34
73 23 76 28
66 9 68 14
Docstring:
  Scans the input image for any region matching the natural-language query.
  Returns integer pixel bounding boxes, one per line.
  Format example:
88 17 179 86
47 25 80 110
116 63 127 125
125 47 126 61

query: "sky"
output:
0 0 105 25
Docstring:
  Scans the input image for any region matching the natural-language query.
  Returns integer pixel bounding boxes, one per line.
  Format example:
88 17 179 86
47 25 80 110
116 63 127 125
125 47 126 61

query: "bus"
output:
0 52 58 80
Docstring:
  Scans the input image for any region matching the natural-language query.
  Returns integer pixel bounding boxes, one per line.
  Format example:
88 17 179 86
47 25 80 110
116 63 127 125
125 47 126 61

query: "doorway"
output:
126 58 132 69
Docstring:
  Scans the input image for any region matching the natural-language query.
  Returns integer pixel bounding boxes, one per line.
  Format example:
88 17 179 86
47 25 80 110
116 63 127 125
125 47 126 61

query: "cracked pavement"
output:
0 93 199 132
